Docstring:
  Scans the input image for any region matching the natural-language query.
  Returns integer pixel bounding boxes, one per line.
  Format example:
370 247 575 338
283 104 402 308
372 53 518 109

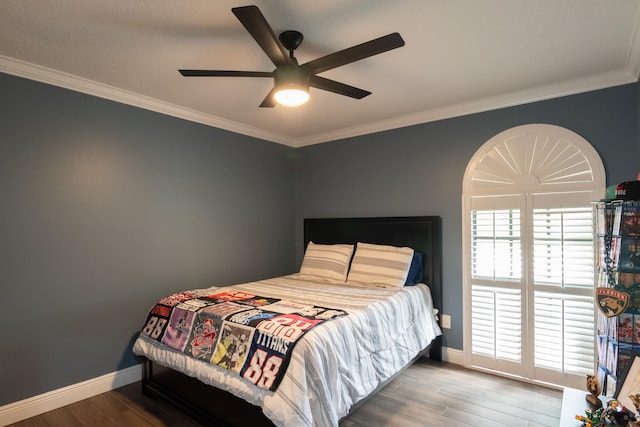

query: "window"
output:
470 209 522 362
532 207 596 377
462 124 605 389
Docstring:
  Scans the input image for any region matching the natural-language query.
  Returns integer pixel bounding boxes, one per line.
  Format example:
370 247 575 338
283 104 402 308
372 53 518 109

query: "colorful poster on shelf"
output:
619 238 640 273
620 313 634 343
621 205 640 237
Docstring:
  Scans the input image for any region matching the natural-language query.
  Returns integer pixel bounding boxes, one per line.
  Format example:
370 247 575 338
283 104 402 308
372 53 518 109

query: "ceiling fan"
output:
179 5 405 107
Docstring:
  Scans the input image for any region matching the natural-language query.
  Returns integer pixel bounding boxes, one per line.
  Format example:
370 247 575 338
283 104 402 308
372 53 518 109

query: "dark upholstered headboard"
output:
303 216 442 360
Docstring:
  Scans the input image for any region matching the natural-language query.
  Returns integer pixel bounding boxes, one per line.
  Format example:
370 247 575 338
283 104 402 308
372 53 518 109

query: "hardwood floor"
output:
341 359 562 427
7 359 563 427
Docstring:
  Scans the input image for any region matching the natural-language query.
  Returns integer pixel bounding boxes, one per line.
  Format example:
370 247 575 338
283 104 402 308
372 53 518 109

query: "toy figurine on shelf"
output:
628 394 640 427
576 399 636 426
604 400 636 424
576 376 638 426
587 375 603 409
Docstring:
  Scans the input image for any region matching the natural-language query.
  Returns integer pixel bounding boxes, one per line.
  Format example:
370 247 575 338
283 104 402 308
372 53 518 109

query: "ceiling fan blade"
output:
310 75 371 99
259 88 277 108
232 5 292 68
302 32 405 75
179 70 273 77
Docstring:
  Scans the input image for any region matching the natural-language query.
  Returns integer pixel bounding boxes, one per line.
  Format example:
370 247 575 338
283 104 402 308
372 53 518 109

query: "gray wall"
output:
295 82 640 352
2 70 639 406
0 73 296 405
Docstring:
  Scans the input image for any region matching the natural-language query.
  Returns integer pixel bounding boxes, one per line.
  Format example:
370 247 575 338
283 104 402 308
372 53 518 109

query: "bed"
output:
132 216 443 427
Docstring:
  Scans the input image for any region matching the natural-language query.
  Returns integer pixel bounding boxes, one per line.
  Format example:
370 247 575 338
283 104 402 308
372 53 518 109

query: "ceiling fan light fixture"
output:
274 88 309 106
274 67 310 107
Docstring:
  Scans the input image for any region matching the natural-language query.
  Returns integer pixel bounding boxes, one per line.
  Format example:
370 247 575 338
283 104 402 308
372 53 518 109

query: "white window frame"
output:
462 124 605 389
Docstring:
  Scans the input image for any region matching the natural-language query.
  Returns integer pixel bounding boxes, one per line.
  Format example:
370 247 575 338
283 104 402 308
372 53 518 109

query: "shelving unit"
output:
596 200 640 396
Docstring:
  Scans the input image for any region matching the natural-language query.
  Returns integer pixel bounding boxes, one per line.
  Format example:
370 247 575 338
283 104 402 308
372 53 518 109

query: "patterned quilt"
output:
138 286 347 391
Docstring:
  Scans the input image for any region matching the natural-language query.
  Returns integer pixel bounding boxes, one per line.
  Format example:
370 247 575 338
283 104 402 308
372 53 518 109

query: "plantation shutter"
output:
471 209 522 359
530 196 595 386
468 196 524 377
468 199 595 386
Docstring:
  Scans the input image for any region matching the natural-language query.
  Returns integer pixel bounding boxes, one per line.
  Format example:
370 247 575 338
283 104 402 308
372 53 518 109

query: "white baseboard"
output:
441 346 464 365
0 364 141 427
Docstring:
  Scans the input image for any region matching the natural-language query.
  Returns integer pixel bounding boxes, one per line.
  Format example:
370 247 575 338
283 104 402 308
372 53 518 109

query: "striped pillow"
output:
299 242 354 282
347 242 414 288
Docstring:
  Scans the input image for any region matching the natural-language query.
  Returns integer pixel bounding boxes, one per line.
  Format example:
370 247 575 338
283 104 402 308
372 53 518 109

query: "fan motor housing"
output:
274 66 310 89
279 30 304 52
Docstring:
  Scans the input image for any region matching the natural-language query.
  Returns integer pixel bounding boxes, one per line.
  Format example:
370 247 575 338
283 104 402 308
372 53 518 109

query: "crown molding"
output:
1 55 636 149
291 69 636 147
0 55 293 146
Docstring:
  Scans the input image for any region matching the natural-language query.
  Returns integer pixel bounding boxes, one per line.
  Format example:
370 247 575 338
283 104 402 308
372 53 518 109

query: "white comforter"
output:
132 274 441 427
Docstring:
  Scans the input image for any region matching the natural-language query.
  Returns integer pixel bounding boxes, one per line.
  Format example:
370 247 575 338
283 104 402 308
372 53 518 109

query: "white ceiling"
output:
1 1 639 147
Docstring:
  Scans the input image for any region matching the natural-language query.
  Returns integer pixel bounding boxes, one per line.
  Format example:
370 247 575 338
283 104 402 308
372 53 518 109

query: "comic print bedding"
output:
133 274 441 427
137 286 347 391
